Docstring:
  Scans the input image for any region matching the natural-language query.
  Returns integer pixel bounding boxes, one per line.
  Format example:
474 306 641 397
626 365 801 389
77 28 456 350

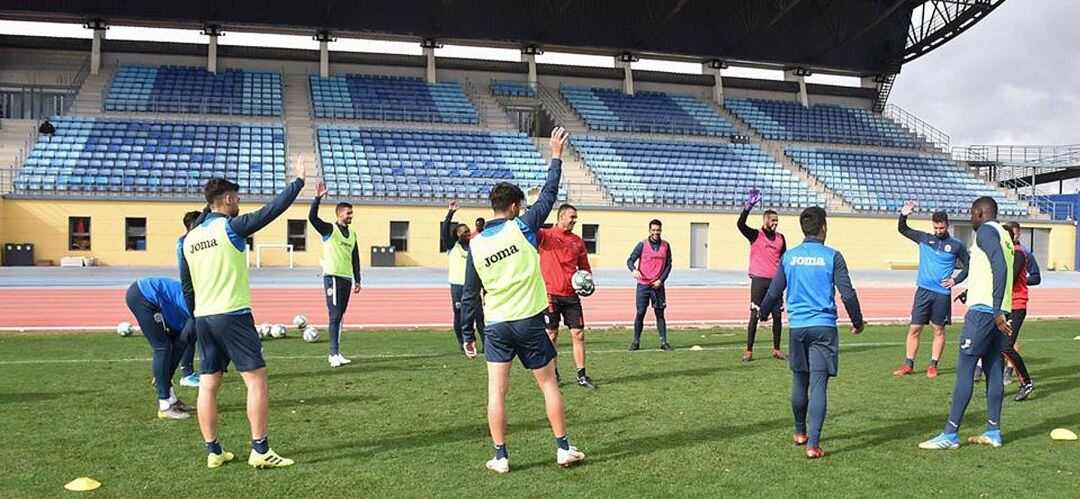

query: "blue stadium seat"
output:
310 74 479 124
104 65 282 117
726 98 919 148
15 116 286 196
560 86 736 137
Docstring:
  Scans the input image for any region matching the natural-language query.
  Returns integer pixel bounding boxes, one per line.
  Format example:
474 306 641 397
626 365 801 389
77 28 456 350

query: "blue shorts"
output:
958 309 1007 359
635 284 667 313
195 312 266 374
483 313 557 369
910 287 952 326
788 326 839 376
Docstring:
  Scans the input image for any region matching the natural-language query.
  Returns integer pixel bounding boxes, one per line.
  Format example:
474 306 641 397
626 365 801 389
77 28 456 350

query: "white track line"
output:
0 337 1074 366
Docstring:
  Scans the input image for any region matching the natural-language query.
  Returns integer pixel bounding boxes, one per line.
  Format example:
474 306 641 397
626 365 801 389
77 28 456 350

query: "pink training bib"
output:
637 239 669 285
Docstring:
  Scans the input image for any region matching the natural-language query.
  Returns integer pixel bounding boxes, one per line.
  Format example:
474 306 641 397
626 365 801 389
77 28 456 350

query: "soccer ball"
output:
571 270 595 297
292 314 308 329
116 321 135 337
302 326 319 343
270 324 287 339
258 323 273 340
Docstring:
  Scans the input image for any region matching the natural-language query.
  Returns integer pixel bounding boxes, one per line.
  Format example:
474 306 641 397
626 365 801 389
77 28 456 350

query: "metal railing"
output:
954 144 1080 168
954 149 1076 220
883 103 950 152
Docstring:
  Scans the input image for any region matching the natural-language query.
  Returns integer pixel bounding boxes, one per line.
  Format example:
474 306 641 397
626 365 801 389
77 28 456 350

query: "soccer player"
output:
125 277 196 420
737 188 787 362
892 201 969 378
538 203 595 388
1002 221 1039 401
442 201 484 352
178 210 204 388
180 163 304 469
309 180 361 367
472 217 486 239
920 196 1013 451
627 219 672 351
757 206 864 459
460 127 585 473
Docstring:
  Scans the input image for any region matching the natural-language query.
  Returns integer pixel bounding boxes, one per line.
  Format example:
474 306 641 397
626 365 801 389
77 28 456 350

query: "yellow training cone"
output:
1051 428 1078 441
64 477 101 492
689 345 704 351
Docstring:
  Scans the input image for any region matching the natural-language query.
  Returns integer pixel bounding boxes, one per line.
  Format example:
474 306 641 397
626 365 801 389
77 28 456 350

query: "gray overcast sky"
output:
890 0 1080 147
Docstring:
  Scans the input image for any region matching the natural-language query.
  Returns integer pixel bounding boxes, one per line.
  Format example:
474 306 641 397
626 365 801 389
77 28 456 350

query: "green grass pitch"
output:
1 321 1078 497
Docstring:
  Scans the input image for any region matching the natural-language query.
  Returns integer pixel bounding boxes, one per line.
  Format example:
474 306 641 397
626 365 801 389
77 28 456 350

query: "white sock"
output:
158 398 173 411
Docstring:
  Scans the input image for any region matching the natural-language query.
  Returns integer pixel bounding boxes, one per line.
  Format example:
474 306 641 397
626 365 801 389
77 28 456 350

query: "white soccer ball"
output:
116 321 135 337
571 270 595 297
292 314 308 329
302 326 319 343
270 324 287 339
258 323 273 340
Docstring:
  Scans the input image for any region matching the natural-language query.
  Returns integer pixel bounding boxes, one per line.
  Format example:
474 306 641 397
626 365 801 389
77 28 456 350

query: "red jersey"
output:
538 227 592 297
1012 245 1030 310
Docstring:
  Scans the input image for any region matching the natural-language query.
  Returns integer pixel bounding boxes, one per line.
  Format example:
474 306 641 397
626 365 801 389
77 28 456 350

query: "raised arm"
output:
441 203 458 250
738 189 762 242
308 180 333 238
833 252 864 332
230 162 306 237
522 127 567 230
897 200 928 243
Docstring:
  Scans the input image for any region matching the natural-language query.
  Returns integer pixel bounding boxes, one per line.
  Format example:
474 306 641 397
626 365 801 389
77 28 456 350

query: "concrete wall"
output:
2 198 1074 271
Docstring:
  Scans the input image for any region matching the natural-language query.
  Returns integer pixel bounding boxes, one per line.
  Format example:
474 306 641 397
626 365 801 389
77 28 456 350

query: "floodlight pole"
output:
202 25 224 74
522 45 542 90
84 19 107 75
785 67 811 107
702 60 728 104
315 30 336 77
616 52 638 95
421 39 441 84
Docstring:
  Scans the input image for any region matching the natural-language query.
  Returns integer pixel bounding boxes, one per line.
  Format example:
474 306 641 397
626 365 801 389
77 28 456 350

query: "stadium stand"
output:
785 147 1027 216
725 98 919 148
309 74 479 124
14 116 286 195
572 135 823 208
490 80 536 98
104 65 282 116
317 127 546 200
560 86 737 137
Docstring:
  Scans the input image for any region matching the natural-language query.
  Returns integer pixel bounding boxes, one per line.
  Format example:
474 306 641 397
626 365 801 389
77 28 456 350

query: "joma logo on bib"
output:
484 245 519 267
188 239 219 253
789 256 826 266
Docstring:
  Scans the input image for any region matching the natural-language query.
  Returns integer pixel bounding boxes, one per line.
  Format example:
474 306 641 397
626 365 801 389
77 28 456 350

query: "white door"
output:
690 223 709 269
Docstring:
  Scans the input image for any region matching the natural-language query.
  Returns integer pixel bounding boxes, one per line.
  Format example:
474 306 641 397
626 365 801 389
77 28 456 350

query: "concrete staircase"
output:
68 66 113 116
0 118 39 191
534 139 609 206
536 85 588 135
462 78 515 131
282 73 320 196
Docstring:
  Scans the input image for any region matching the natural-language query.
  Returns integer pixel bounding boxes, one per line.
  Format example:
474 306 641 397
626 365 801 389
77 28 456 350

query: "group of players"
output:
122 126 1039 471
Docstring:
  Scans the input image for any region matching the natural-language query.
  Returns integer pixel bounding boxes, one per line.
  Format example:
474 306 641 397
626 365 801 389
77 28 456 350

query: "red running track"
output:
2 286 1079 331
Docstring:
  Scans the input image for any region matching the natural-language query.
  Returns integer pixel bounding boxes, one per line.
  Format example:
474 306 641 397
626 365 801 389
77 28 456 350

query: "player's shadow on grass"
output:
1004 412 1080 442
582 416 790 466
840 343 895 355
0 389 99 405
602 365 735 386
298 410 643 465
827 413 944 456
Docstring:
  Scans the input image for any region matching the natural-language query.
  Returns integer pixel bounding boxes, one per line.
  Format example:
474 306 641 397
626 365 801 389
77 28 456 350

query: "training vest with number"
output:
967 221 1014 313
322 224 357 279
749 229 785 279
183 217 251 317
447 242 469 285
637 239 669 285
469 219 547 322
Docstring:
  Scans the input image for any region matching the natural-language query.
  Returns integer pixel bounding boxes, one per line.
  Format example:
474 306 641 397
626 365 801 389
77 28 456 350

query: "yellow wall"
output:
1 198 1075 271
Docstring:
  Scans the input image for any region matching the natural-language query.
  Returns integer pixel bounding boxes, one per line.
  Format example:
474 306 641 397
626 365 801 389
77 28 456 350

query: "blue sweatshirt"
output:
135 277 190 332
898 215 969 295
758 237 864 329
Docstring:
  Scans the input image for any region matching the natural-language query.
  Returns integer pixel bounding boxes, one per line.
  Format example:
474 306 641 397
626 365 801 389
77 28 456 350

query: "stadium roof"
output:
0 0 1005 76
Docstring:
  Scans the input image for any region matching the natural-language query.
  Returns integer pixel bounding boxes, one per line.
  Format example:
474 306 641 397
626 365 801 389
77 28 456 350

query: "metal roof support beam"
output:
702 60 728 104
421 38 441 84
522 45 542 89
785 67 812 107
315 30 336 77
616 52 638 95
201 25 224 73
83 19 107 75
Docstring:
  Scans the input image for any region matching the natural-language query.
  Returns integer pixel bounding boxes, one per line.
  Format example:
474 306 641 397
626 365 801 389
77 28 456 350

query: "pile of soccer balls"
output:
571 270 595 297
256 314 320 343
